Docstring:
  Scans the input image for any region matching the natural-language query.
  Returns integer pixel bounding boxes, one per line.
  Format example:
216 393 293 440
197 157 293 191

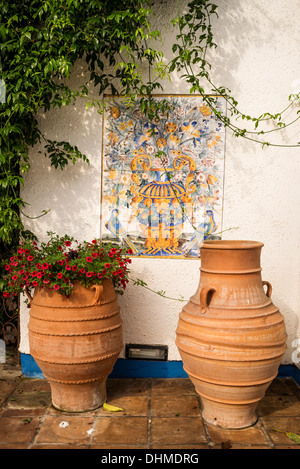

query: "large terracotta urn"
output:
27 279 123 412
176 240 287 429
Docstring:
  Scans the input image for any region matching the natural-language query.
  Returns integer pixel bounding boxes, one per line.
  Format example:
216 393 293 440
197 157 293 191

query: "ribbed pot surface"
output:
176 240 287 429
28 279 123 412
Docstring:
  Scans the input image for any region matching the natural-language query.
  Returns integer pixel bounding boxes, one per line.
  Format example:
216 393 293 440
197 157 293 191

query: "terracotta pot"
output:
27 279 123 412
176 240 287 429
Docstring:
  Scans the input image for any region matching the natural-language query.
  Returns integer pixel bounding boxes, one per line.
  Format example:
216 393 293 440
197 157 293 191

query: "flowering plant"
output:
2 232 132 300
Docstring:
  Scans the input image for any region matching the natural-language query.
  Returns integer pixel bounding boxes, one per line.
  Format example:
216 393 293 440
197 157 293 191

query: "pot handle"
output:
262 280 272 298
25 287 33 306
91 284 104 305
200 286 216 313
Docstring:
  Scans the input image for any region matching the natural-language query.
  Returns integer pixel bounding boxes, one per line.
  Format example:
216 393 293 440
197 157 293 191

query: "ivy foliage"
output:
0 0 163 245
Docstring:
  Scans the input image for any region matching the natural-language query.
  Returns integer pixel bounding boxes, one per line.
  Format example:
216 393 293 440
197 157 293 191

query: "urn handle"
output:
262 280 272 298
25 287 33 307
200 286 216 313
91 284 104 305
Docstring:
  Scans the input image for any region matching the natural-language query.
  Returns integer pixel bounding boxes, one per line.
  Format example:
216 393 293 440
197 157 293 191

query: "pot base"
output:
201 396 258 429
50 379 107 413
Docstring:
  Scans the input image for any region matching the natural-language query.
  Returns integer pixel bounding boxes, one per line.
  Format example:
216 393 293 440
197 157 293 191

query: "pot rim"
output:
202 240 264 250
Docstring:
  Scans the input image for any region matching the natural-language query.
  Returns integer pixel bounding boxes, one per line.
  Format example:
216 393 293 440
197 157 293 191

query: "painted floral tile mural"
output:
101 95 226 257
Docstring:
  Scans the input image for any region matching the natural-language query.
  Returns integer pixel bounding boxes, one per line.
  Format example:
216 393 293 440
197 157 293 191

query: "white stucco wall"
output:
19 0 300 365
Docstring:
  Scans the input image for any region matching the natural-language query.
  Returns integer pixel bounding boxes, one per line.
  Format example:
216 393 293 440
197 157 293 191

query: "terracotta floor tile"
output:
206 422 270 447
0 416 42 444
14 378 51 393
0 380 18 406
272 445 300 449
90 444 148 449
35 415 95 444
106 378 150 398
228 445 272 449
0 444 30 449
257 395 300 417
151 378 196 396
150 417 207 446
0 407 47 417
266 378 300 397
93 416 148 445
261 416 300 446
5 390 52 410
31 444 89 449
150 444 210 449
151 395 201 417
97 395 148 416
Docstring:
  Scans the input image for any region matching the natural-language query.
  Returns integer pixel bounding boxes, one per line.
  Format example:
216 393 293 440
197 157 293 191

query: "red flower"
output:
58 246 62 251
86 257 93 262
105 263 111 269
65 241 71 247
86 272 92 278
5 265 11 271
57 273 63 279
72 265 78 271
97 273 103 278
42 263 49 270
37 272 43 279
65 265 71 271
57 260 64 265
43 279 50 284
53 284 60 290
127 249 133 255
27 256 34 261
31 271 37 277
32 281 38 287
80 268 85 274
92 239 97 244
3 292 10 297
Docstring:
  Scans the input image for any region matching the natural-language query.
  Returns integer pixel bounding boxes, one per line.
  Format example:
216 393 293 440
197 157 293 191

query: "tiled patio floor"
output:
1 352 300 450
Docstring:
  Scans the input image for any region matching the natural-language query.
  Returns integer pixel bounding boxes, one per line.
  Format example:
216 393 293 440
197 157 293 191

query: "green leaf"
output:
285 432 300 444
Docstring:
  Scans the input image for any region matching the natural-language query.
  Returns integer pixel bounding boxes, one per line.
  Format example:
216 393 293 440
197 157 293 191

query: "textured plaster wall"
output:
19 0 300 365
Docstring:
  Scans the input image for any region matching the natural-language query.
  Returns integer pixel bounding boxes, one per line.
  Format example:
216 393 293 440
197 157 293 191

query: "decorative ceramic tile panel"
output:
101 95 226 258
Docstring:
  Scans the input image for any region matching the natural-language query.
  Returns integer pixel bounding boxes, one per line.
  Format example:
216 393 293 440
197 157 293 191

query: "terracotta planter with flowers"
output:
3 232 132 412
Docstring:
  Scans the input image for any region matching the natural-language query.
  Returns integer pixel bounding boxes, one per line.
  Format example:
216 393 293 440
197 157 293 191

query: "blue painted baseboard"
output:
20 353 188 379
20 353 300 384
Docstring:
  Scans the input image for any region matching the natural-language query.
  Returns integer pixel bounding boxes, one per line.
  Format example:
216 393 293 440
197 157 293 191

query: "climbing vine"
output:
0 0 299 254
167 0 300 148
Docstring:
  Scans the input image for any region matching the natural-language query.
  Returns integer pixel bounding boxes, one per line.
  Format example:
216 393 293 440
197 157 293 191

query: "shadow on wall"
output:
151 0 265 95
21 59 103 240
